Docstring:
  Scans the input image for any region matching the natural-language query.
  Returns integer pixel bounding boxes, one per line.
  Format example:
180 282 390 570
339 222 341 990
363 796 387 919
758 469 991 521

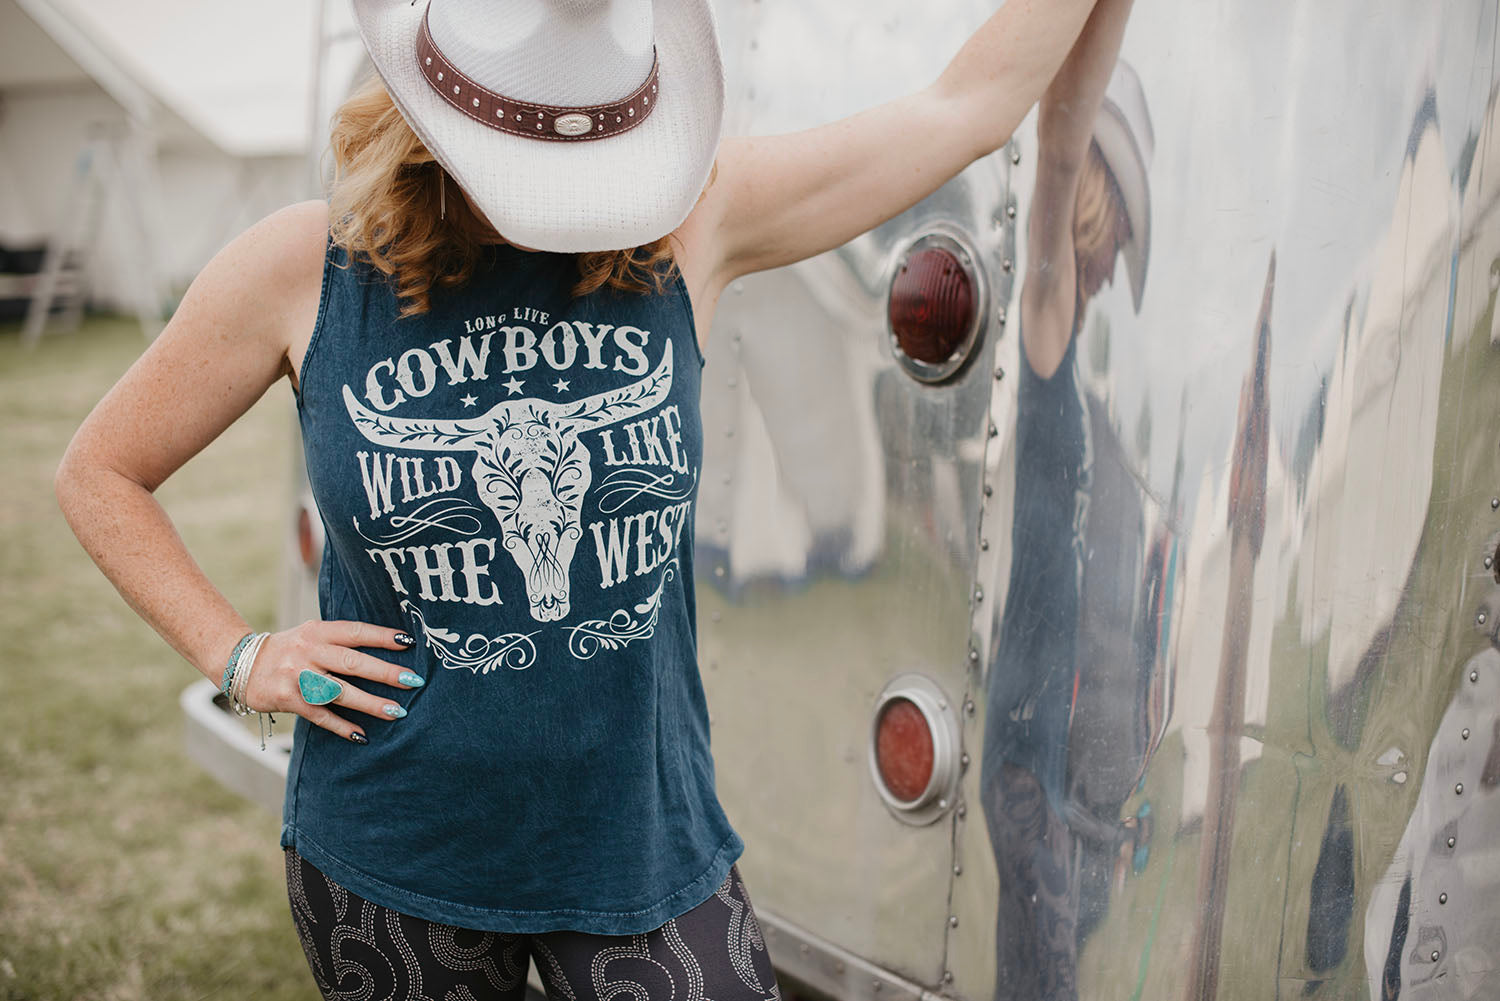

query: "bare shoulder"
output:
189 199 331 391
205 199 330 293
59 200 333 494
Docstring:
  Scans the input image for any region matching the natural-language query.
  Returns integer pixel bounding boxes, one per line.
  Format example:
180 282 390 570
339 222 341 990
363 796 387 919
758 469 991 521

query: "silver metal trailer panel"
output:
697 2 1500 1000
187 1 1500 999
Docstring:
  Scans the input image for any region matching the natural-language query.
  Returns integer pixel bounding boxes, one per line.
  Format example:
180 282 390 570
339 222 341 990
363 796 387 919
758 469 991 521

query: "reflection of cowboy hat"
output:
353 0 724 253
1093 60 1154 312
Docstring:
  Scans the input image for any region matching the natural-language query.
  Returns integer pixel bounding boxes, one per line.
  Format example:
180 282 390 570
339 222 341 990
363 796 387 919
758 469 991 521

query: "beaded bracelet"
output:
220 631 257 695
223 630 278 751
230 632 269 716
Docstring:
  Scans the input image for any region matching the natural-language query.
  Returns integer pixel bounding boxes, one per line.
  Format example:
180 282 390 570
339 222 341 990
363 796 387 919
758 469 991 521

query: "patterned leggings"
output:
285 846 783 1001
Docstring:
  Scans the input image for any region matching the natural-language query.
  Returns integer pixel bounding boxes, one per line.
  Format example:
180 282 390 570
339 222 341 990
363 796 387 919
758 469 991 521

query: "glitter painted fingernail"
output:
394 632 416 647
398 671 425 687
349 732 368 745
383 704 407 719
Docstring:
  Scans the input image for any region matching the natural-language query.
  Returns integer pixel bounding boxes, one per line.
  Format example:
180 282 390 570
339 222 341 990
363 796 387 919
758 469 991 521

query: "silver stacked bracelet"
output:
221 630 277 750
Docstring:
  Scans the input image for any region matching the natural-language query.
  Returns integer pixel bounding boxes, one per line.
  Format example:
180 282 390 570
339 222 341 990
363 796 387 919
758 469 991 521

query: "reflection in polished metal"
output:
693 0 1500 999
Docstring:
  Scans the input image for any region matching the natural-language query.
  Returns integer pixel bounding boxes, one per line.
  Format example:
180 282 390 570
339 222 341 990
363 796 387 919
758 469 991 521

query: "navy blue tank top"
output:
280 233 743 934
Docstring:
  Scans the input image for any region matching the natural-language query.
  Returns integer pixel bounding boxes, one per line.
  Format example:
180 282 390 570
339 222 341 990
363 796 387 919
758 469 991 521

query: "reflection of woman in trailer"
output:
977 0 1150 994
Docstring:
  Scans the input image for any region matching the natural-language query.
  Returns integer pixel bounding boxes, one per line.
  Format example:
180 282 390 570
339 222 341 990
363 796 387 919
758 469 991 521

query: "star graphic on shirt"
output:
553 378 571 393
460 394 478 408
502 377 525 396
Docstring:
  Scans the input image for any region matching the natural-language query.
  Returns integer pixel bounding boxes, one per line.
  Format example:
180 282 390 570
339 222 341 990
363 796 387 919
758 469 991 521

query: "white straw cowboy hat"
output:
353 0 724 253
1092 60 1154 313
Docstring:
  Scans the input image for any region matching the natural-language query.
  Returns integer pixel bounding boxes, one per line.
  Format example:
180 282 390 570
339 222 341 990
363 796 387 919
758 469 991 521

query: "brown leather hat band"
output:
416 10 659 142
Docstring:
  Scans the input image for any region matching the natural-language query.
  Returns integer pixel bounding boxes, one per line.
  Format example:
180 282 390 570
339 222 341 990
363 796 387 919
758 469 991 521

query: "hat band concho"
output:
416 9 660 142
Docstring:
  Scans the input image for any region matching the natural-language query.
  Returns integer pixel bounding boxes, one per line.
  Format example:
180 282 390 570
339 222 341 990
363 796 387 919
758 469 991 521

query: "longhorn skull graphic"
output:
342 341 673 622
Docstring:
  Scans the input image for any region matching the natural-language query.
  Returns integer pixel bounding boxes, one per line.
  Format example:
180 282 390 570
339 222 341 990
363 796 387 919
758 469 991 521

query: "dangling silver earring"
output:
439 170 446 220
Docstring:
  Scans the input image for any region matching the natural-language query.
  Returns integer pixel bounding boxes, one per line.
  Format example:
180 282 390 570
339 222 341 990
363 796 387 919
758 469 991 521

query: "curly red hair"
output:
325 72 697 318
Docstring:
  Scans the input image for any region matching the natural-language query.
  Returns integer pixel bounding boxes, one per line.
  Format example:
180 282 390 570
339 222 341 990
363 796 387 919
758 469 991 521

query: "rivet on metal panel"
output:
961 753 970 767
997 308 1006 325
1002 258 1013 273
1462 728 1471 740
1006 204 1016 219
957 803 967 819
1479 611 1490 626
949 915 959 928
993 365 1004 380
1431 950 1440 962
954 863 963 876
1448 836 1457 848
964 699 975 715
974 586 984 602
1472 670 1481 683
1491 497 1499 510
980 538 990 551
1487 555 1495 570
939 699 948 710
1439 892 1448 905
988 423 999 438
968 648 980 663
1011 150 1021 165
943 971 954 983
1456 783 1464 795
938 798 950 810
715 566 726 578
983 484 994 497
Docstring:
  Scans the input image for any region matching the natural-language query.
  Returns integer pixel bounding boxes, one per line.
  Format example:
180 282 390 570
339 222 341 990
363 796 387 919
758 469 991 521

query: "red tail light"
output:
875 698 935 803
887 232 987 383
869 674 962 825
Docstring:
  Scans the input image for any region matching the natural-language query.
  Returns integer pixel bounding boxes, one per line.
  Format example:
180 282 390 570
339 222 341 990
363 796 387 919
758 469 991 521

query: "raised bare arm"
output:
682 0 1101 293
1021 0 1137 377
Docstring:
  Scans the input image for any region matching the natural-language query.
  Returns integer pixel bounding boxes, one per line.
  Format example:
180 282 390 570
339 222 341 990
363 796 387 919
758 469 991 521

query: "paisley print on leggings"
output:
286 846 781 1001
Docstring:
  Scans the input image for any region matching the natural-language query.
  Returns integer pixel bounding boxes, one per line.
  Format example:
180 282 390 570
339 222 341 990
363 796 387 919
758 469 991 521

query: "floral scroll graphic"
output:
565 558 678 660
402 601 538 674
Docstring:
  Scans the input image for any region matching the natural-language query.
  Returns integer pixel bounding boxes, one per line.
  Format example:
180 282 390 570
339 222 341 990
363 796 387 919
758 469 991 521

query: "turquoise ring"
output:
298 669 344 706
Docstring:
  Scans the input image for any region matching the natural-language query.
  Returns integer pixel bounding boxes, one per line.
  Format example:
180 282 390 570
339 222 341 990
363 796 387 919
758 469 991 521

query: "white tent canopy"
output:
0 0 365 325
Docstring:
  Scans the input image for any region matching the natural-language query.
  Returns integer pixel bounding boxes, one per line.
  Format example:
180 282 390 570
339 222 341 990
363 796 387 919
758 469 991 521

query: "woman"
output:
56 0 1103 997
977 0 1145 993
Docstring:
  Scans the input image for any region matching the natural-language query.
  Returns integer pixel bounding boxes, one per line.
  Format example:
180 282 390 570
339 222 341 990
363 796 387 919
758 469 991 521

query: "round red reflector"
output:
875 697 935 803
888 246 976 366
297 506 318 569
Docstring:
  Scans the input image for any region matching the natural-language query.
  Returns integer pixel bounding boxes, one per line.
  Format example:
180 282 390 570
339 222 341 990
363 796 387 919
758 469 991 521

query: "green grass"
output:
0 316 317 1000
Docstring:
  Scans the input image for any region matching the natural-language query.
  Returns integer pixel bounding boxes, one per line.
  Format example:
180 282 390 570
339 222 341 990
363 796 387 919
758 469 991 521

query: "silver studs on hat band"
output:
414 6 661 142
